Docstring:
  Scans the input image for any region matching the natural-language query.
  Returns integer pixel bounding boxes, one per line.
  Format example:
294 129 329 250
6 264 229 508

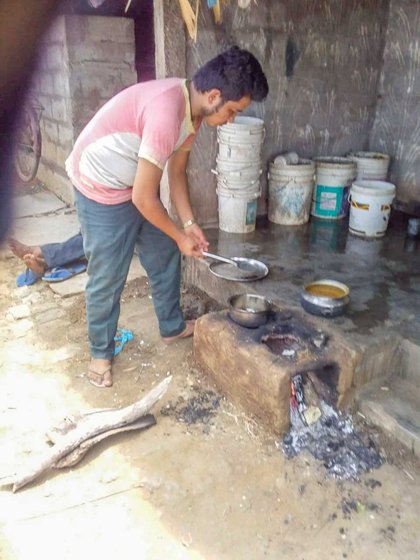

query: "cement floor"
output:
2 193 420 560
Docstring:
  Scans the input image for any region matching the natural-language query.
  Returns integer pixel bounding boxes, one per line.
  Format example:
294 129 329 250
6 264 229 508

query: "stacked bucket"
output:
215 116 265 233
347 152 395 238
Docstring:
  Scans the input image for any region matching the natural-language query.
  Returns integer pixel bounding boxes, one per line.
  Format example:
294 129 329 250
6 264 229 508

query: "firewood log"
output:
0 376 171 492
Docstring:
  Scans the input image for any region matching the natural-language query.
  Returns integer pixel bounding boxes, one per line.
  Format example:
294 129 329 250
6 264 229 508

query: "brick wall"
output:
33 15 136 204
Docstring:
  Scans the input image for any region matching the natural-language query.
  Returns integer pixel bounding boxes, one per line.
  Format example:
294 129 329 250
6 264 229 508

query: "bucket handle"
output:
218 175 260 188
249 128 266 141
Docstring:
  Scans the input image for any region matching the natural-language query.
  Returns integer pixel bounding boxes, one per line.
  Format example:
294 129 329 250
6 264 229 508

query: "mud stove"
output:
194 307 357 435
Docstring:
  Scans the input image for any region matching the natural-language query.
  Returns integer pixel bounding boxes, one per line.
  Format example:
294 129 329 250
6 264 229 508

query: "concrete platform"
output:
9 211 80 246
186 215 420 445
357 339 420 456
13 191 67 219
357 377 420 457
48 257 146 298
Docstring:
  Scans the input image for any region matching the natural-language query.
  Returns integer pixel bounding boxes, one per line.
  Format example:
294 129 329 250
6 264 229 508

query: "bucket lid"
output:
314 156 356 169
270 158 315 173
351 180 396 196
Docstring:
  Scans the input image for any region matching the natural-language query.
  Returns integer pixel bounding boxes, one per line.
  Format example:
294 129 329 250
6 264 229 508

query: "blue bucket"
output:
311 157 356 220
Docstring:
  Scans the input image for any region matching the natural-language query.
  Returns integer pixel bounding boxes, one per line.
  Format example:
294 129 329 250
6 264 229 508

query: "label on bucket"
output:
312 184 349 219
246 200 257 225
351 200 369 211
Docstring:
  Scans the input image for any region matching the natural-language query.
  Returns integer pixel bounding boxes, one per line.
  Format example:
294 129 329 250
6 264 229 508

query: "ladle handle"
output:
202 250 238 267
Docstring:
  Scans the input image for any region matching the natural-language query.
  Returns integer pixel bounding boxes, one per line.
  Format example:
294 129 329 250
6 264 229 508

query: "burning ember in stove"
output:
281 374 383 480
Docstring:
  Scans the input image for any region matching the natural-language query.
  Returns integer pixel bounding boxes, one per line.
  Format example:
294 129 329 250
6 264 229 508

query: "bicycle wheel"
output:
14 106 42 183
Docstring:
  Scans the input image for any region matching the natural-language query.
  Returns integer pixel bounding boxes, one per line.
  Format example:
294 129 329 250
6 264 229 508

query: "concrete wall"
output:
33 15 137 204
180 0 390 227
370 0 420 213
32 2 419 222
154 0 187 219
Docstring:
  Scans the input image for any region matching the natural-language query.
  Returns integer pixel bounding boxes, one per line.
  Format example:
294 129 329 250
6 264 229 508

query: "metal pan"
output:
208 256 269 282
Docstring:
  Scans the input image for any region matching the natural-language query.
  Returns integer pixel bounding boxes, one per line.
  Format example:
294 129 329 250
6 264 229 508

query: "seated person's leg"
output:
8 238 46 273
9 232 86 274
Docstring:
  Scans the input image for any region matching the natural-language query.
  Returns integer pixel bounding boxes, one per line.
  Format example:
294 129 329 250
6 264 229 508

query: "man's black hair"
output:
192 46 269 102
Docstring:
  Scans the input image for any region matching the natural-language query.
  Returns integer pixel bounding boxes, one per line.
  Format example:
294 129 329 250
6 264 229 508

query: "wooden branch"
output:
46 407 120 444
53 414 156 468
1 376 171 492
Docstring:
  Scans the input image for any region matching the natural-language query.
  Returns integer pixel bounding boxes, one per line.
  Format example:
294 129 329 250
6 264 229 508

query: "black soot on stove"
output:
261 333 303 357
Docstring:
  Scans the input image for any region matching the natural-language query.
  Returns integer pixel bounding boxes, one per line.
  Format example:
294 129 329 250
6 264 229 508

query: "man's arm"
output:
131 157 201 257
167 149 209 250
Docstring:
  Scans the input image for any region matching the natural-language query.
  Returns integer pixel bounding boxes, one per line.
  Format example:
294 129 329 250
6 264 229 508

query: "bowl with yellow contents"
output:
300 279 350 318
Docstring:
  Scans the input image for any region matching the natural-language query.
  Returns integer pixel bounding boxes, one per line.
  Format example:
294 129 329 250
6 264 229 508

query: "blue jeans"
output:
42 233 85 268
74 189 184 359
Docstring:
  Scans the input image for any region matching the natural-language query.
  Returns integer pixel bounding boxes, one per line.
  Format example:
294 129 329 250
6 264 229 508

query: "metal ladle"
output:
202 250 254 271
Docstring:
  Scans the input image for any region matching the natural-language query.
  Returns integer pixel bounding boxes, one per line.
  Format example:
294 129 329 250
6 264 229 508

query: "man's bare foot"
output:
23 253 46 274
162 320 195 345
9 238 44 261
87 358 113 388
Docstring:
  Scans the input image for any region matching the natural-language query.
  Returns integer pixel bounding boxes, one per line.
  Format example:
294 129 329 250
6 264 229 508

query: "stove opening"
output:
301 363 339 406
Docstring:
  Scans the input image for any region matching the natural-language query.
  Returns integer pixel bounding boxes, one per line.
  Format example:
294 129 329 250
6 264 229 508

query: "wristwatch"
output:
182 218 196 229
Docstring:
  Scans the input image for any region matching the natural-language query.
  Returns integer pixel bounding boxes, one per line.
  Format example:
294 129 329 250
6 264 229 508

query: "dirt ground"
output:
0 247 419 560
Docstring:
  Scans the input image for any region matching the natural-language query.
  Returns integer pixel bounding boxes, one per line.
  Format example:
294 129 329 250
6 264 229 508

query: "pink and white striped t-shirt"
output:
66 78 199 205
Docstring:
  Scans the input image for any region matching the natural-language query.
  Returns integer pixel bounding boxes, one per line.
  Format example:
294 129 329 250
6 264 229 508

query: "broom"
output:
178 0 198 40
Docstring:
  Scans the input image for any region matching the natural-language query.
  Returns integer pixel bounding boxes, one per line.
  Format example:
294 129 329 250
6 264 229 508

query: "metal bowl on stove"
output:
300 279 349 318
228 293 273 328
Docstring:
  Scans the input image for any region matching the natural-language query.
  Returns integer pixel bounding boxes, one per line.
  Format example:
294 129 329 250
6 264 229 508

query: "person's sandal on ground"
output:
162 320 195 345
87 359 113 388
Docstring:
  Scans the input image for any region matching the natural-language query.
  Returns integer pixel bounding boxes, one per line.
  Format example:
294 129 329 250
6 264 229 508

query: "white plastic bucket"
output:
217 140 262 162
218 116 265 143
214 158 261 183
349 152 390 181
311 157 357 220
216 172 261 193
217 188 260 233
217 116 265 162
349 180 396 238
268 159 315 225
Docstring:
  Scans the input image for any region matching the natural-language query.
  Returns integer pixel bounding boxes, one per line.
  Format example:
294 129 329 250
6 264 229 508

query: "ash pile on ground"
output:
161 389 222 429
281 402 384 480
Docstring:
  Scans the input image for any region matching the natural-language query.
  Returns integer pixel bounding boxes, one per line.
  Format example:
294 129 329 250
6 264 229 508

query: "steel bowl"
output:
228 293 273 328
300 279 350 318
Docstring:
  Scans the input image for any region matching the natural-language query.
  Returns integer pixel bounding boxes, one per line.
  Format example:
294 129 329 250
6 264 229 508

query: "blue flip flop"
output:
16 268 42 287
114 328 134 356
42 262 87 283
